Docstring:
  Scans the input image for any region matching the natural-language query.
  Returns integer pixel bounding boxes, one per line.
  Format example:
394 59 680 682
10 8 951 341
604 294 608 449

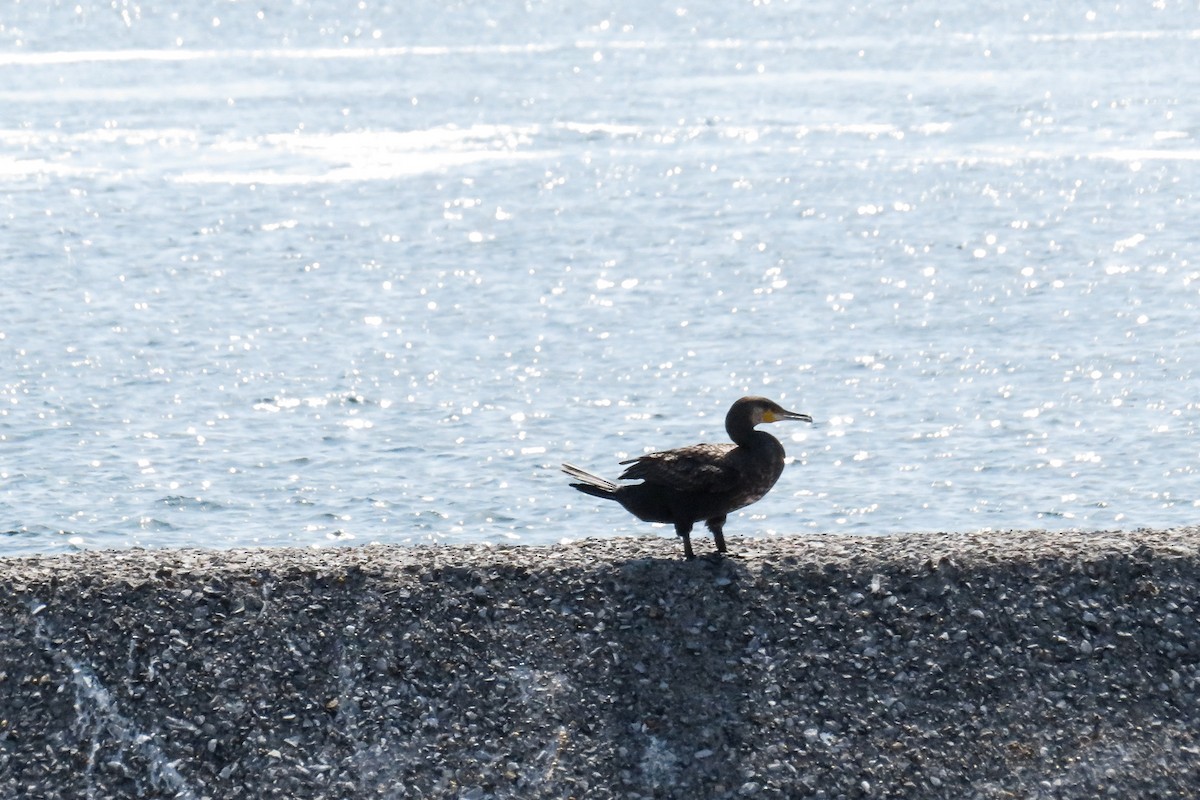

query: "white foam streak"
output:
174 151 546 186
0 156 97 178
0 39 820 67
0 43 564 67
1091 148 1200 163
176 125 548 185
1027 29 1200 43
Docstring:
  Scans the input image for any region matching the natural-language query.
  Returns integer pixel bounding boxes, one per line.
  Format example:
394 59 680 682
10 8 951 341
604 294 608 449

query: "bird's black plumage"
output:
562 396 813 559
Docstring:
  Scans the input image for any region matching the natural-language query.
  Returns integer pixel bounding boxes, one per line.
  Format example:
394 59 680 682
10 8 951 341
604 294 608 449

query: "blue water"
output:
2 2 1198 555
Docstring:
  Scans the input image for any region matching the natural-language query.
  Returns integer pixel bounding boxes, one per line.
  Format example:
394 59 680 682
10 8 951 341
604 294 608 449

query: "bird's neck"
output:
727 423 778 450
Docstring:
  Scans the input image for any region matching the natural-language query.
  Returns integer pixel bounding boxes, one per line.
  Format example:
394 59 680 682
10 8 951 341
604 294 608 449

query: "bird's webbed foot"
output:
699 549 743 564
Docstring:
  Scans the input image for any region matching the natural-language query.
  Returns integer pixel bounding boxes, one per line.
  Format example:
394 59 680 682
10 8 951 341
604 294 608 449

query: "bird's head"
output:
739 396 814 426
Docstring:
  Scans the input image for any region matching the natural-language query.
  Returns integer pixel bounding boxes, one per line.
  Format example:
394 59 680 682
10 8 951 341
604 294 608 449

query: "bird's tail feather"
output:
561 463 619 499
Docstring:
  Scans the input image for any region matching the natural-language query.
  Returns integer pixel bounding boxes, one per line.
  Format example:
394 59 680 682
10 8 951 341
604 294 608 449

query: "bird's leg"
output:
706 515 729 554
674 519 696 560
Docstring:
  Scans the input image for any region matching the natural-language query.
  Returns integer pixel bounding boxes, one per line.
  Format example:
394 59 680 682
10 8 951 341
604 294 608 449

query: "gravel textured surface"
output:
1 528 1199 799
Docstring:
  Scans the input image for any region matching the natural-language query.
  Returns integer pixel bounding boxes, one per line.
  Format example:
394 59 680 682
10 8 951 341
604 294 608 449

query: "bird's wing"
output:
618 443 739 493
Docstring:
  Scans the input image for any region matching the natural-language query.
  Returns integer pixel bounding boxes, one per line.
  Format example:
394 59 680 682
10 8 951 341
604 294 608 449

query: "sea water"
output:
1 1 1198 554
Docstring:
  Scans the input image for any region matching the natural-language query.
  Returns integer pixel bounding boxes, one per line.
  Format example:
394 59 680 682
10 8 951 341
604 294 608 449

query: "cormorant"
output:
562 396 813 560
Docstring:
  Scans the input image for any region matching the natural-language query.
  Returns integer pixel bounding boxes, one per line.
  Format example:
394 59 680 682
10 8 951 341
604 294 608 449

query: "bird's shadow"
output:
579 548 759 785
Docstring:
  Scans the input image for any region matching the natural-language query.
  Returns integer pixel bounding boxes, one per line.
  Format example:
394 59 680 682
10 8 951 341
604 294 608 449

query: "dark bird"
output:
562 396 813 560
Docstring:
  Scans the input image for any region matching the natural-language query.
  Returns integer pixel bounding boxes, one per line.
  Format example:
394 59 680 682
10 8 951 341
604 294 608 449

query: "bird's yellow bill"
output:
764 408 814 424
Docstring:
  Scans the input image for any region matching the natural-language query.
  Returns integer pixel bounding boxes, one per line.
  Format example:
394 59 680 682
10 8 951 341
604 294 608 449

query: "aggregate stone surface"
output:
1 528 1199 798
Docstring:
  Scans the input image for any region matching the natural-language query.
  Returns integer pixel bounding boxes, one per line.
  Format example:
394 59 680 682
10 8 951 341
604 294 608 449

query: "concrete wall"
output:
1 529 1198 798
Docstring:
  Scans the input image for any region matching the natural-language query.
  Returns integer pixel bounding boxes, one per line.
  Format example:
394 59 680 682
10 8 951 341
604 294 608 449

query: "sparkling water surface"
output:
2 1 1198 554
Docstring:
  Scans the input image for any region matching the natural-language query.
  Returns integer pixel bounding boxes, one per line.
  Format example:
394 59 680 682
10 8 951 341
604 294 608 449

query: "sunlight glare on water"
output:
0 1 1198 554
